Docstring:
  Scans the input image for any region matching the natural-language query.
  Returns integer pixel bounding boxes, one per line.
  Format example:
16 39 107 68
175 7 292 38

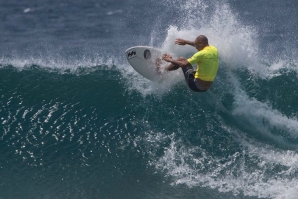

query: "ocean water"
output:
1 0 298 198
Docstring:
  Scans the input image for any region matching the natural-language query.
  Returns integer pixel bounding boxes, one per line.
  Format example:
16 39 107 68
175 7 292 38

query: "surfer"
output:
162 35 219 92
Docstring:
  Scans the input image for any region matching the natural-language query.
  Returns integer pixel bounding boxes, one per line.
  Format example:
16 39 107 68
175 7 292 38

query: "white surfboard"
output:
125 46 167 82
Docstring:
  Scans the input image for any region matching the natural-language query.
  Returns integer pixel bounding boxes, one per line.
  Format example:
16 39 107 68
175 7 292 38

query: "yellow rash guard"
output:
187 45 219 81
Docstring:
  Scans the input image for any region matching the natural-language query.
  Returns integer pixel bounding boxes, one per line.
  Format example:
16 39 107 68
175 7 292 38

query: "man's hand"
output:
175 38 195 47
175 38 187 45
162 54 173 62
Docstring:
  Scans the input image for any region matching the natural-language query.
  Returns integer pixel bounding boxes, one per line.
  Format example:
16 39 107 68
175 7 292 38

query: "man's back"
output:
188 45 219 81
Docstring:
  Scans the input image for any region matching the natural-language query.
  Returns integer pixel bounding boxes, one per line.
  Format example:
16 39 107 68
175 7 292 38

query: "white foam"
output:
120 63 184 97
158 0 298 80
233 92 298 139
0 54 116 73
147 131 298 199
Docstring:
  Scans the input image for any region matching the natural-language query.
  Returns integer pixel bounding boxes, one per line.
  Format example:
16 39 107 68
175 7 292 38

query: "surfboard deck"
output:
125 46 167 82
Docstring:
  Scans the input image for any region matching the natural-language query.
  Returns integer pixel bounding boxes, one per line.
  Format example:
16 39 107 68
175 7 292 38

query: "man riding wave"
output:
162 35 219 92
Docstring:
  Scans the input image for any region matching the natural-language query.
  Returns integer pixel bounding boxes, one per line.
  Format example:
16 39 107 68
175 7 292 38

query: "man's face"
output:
195 41 203 51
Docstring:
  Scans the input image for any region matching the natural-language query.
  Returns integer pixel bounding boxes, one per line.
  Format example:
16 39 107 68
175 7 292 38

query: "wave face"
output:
1 0 298 198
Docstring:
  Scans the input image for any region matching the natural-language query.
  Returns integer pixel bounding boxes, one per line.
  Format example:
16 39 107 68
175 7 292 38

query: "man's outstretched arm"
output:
175 38 195 47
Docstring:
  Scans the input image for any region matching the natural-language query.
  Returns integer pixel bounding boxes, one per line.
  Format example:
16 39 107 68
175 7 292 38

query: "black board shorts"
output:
182 66 207 92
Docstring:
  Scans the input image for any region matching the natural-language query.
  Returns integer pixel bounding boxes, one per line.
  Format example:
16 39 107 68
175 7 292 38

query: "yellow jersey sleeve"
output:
187 46 219 81
187 51 204 65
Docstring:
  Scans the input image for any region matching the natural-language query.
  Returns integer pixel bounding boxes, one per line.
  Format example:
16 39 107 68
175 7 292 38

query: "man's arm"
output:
175 38 195 47
162 54 191 68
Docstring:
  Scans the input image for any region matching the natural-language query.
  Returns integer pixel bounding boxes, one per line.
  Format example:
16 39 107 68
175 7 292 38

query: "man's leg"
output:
181 67 204 92
165 57 187 71
165 63 179 71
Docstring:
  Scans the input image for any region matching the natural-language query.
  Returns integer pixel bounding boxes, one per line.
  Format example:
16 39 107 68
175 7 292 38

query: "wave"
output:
1 0 298 198
1 61 298 199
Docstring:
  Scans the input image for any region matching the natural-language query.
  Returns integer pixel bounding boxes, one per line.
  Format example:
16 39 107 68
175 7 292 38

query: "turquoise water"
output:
1 0 298 198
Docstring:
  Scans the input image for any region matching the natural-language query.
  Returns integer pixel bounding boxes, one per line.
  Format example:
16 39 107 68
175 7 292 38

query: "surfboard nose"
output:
125 46 166 82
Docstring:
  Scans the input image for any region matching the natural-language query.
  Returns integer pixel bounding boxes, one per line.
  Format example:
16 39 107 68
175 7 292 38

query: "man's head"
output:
195 35 209 51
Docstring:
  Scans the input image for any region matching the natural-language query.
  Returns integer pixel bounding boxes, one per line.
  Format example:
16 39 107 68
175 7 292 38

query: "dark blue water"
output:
1 0 298 198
